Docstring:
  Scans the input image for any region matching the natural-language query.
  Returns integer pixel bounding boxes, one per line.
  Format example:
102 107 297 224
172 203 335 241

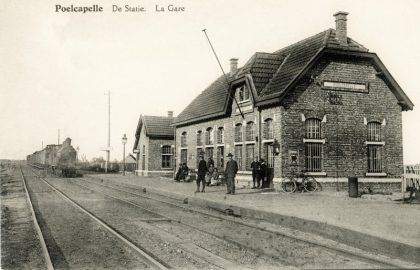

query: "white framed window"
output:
217 127 224 144
196 148 203 168
205 127 214 145
246 121 255 141
216 146 224 169
263 118 274 140
196 130 202 146
235 145 243 170
205 147 214 160
181 132 187 147
367 122 383 173
305 118 322 172
235 123 243 142
161 145 172 168
367 122 381 142
245 144 255 171
180 149 187 165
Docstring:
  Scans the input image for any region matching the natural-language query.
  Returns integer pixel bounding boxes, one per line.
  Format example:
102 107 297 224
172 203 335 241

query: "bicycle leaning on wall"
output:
281 166 318 193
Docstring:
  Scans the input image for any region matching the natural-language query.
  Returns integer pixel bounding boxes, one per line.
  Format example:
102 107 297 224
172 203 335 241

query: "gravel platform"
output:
1 167 46 270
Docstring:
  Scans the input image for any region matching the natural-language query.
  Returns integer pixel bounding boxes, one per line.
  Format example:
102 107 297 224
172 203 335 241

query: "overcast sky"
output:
1 0 419 164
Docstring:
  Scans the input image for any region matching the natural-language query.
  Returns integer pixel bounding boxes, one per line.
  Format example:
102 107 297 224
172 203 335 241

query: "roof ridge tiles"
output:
273 29 330 55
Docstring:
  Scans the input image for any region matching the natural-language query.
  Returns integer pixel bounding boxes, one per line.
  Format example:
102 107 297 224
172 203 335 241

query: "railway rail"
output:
26 165 419 269
20 166 168 269
71 175 419 269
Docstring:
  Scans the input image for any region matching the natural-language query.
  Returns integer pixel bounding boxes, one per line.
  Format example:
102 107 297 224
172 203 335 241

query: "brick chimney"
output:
167 111 174 118
334 11 349 45
230 58 238 73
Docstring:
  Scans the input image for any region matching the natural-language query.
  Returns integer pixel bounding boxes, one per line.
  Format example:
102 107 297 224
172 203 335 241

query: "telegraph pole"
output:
58 129 60 144
105 91 111 173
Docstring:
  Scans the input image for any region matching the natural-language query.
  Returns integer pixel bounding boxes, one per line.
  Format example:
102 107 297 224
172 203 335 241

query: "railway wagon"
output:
27 138 79 177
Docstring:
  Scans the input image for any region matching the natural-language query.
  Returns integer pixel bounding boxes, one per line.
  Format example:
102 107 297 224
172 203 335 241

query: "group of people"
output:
250 157 269 189
196 156 223 192
176 153 268 195
175 163 190 182
197 153 238 194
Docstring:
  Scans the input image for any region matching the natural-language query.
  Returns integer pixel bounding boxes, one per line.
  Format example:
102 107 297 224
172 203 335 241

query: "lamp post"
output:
122 134 127 176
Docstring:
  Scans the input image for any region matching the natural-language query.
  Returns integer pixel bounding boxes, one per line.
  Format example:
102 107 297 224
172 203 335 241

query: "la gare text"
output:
112 4 185 12
54 4 186 14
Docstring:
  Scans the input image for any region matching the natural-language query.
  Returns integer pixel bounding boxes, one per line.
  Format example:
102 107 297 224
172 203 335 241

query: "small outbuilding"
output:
133 111 175 177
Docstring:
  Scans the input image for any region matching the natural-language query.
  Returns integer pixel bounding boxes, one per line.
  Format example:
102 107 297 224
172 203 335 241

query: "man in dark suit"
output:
225 153 238 195
250 157 260 189
197 155 207 192
259 158 267 188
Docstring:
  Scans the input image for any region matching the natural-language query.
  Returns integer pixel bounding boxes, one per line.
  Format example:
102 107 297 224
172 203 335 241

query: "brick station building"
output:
171 12 413 191
133 112 175 177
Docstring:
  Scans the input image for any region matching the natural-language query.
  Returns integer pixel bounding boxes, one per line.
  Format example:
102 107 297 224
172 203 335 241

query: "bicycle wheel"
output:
303 176 318 192
281 178 297 193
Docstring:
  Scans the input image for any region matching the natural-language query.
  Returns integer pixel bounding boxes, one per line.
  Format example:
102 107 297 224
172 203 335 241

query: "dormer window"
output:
236 85 250 102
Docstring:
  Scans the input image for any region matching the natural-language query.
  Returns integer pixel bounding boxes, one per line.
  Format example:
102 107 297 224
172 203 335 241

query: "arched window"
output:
235 123 243 142
263 118 273 140
196 130 202 146
206 127 214 145
181 131 187 147
367 122 381 142
246 121 255 141
305 118 322 172
217 127 224 144
305 118 321 139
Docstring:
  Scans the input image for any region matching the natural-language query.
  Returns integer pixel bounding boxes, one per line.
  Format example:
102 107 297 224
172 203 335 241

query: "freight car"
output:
27 137 80 177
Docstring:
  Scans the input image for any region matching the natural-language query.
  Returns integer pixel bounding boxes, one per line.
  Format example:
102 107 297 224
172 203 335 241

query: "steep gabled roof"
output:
133 115 174 150
174 74 233 126
172 28 413 126
236 52 287 95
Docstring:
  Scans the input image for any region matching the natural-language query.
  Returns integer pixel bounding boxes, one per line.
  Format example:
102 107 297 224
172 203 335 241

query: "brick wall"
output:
135 126 149 171
175 106 263 173
134 125 174 176
280 54 403 180
148 138 174 172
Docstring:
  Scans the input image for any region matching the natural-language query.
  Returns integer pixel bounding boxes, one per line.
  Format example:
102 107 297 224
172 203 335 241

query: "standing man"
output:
197 155 207 192
259 158 267 188
250 157 261 189
225 153 238 195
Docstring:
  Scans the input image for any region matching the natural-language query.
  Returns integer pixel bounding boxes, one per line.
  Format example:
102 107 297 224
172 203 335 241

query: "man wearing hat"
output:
197 155 207 192
259 158 267 188
225 153 238 194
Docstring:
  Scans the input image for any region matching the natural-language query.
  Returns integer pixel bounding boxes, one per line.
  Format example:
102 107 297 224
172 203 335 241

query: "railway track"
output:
26 165 420 269
75 175 419 269
27 167 418 268
20 166 168 269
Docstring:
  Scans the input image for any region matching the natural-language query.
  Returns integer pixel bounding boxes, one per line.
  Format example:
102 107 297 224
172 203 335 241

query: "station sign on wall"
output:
322 80 369 93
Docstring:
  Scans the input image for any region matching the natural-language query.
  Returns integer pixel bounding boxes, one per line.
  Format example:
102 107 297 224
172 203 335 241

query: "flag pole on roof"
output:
202 29 245 119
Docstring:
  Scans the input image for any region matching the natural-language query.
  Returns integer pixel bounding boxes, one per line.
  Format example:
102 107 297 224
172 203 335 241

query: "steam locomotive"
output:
27 137 79 177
